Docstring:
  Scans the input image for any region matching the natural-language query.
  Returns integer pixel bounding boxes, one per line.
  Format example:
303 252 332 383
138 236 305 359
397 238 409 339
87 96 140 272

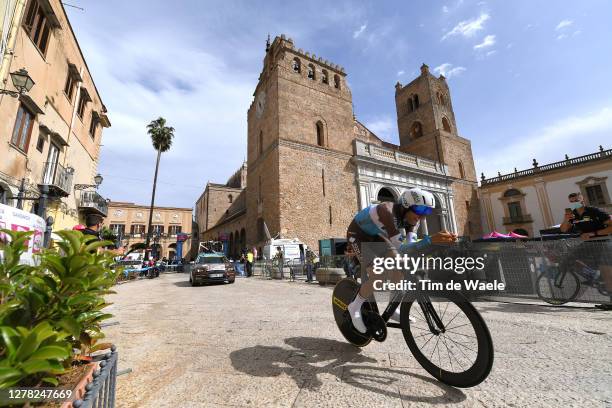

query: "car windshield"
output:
197 256 224 264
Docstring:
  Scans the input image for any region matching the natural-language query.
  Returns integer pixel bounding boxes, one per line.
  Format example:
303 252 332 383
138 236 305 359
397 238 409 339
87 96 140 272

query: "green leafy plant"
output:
0 322 70 387
0 229 119 387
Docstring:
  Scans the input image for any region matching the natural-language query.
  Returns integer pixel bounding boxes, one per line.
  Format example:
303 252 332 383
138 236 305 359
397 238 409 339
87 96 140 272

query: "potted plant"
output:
0 230 119 405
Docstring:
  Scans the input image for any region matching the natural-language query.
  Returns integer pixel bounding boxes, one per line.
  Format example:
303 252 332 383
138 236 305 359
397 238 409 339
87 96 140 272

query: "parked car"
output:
190 253 235 286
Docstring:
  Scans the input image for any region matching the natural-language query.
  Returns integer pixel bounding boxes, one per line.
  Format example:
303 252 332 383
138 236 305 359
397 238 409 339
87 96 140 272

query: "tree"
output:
144 117 175 257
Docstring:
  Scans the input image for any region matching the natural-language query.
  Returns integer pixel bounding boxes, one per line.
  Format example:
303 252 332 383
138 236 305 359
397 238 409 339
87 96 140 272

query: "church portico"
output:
353 140 457 234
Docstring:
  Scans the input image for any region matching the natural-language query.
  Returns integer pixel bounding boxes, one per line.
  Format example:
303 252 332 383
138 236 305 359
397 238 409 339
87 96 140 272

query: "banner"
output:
0 203 46 265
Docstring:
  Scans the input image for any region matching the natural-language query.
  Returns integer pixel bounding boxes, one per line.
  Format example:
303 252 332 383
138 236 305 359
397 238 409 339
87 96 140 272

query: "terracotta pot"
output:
60 362 99 408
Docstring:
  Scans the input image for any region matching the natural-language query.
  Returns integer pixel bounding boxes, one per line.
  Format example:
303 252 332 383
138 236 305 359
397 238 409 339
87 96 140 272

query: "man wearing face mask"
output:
560 192 612 310
560 192 611 238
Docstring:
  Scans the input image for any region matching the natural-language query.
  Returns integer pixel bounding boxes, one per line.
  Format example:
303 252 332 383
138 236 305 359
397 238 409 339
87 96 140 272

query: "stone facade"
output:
0 0 110 230
102 202 193 260
479 148 612 237
395 64 481 237
195 35 482 255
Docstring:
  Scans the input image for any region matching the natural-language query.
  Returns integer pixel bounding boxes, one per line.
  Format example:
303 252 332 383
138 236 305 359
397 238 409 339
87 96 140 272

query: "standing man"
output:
246 249 254 277
274 246 285 279
82 214 103 240
305 249 315 283
560 192 612 310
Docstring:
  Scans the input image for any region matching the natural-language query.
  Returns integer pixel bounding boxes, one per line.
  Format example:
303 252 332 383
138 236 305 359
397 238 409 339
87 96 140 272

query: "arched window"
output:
0 185 6 205
408 98 414 112
292 58 301 73
307 64 315 80
377 188 395 203
258 131 263 155
228 194 233 203
333 74 341 89
321 69 328 84
413 94 420 109
442 117 451 132
316 121 325 147
458 161 465 179
410 121 423 139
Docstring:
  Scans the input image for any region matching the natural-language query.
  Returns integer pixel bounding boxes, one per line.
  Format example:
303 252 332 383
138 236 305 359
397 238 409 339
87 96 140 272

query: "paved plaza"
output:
104 273 612 408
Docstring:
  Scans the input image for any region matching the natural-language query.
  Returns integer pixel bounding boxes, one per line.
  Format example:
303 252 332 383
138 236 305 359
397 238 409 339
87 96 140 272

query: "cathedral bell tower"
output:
395 64 482 238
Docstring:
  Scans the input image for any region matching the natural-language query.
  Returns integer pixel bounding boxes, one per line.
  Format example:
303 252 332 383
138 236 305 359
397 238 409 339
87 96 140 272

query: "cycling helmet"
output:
399 188 436 216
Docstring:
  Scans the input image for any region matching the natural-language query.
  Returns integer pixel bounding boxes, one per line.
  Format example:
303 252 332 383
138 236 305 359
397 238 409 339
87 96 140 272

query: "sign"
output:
176 233 189 242
0 203 46 265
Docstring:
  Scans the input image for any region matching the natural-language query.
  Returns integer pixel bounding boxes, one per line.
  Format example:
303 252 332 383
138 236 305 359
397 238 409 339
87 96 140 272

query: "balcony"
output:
79 190 108 216
40 162 73 197
503 214 533 225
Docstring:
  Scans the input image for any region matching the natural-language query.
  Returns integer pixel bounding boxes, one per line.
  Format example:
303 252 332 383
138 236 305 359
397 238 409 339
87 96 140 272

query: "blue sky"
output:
66 0 612 208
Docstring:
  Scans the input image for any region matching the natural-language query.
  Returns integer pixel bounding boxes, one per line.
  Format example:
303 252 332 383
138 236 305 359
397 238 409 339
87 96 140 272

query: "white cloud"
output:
442 5 449 13
557 33 568 40
555 19 573 31
397 70 405 76
474 34 496 49
573 30 582 36
477 106 612 178
433 63 466 78
364 116 395 141
442 13 490 40
353 24 367 39
486 50 496 57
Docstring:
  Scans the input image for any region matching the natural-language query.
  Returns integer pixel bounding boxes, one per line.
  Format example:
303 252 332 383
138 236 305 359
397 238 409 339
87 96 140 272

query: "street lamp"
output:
74 173 104 190
1 68 35 97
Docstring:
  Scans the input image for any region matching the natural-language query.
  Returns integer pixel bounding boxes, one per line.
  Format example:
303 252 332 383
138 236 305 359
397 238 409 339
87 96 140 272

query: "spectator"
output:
246 249 254 277
560 192 612 310
343 247 358 280
305 249 315 282
82 214 103 240
274 246 284 279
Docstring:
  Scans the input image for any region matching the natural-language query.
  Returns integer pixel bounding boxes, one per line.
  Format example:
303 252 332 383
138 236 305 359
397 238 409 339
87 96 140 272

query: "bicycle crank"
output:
363 310 387 342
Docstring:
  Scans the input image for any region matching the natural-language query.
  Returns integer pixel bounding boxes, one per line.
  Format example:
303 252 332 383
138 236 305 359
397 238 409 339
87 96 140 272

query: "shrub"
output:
0 230 118 387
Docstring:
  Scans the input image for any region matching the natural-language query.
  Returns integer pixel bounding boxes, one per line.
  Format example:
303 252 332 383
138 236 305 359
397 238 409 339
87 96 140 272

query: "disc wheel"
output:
400 290 494 388
536 270 580 305
332 278 372 347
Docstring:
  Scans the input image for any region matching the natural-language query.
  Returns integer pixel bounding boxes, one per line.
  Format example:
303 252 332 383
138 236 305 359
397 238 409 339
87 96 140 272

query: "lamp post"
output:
0 68 35 97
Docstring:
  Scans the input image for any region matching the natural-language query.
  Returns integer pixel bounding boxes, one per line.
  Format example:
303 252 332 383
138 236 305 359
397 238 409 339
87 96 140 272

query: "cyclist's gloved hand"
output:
431 230 457 244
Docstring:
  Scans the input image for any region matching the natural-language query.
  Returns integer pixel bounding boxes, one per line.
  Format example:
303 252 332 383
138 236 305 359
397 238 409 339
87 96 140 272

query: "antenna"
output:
265 34 271 52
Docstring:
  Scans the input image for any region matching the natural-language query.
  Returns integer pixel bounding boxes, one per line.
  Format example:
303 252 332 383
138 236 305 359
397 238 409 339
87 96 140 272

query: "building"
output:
0 0 110 229
195 162 247 257
197 35 481 256
102 202 194 260
479 147 612 236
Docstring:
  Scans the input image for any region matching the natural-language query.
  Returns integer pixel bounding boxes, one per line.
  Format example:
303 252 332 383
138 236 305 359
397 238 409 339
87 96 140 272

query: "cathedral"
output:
195 35 481 257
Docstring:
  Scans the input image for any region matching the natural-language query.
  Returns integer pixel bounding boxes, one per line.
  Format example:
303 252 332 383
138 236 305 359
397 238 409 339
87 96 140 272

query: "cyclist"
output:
346 187 457 333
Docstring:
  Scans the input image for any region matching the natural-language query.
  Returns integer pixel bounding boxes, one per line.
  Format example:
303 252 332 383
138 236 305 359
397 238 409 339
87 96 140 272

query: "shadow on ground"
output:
230 337 466 405
477 301 602 315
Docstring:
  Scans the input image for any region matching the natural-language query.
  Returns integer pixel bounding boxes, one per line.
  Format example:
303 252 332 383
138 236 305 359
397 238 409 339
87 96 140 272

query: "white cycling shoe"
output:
347 300 368 334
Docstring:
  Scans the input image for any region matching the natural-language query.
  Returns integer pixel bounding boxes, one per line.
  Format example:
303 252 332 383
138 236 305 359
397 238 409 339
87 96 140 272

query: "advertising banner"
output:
0 203 46 265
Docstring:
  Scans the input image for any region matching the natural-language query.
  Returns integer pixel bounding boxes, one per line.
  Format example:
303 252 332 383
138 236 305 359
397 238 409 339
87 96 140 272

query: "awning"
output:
67 63 83 82
79 87 92 102
38 124 69 147
19 94 44 115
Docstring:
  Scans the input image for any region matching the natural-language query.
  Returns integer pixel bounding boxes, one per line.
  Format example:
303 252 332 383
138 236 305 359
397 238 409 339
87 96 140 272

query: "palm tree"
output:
144 117 175 258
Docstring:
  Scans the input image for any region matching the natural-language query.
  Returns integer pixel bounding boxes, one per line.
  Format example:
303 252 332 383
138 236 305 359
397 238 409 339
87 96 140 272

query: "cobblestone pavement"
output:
104 273 612 408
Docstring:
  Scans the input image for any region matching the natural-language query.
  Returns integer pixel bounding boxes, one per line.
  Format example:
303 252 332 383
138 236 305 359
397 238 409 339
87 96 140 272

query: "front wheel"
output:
536 269 580 305
400 290 494 388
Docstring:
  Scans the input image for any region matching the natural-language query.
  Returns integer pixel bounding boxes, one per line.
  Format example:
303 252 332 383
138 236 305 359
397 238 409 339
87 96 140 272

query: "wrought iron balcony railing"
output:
41 161 73 196
79 190 108 216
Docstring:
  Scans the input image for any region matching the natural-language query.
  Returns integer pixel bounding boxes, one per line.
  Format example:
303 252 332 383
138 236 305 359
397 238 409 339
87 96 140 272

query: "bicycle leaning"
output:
332 249 494 388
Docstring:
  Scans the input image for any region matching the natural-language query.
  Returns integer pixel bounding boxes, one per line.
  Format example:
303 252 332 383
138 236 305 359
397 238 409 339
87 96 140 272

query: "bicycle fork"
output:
380 292 446 335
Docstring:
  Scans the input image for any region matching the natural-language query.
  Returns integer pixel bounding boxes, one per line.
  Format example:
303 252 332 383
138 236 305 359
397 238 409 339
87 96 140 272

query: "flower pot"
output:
60 362 98 408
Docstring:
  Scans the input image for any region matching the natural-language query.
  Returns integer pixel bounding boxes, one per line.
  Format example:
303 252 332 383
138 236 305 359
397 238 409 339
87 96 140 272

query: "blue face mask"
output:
569 201 583 210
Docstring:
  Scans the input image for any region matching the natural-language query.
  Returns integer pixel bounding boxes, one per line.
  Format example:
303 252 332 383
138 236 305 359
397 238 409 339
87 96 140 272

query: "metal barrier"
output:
252 259 315 280
72 346 118 408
